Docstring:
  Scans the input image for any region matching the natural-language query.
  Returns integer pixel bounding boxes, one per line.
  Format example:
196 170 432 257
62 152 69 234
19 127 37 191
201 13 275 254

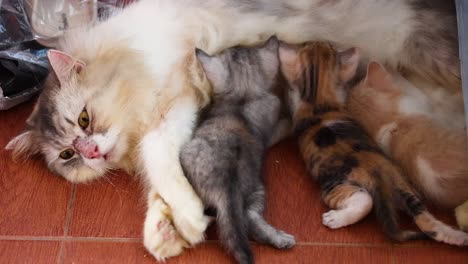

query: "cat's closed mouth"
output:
102 147 114 161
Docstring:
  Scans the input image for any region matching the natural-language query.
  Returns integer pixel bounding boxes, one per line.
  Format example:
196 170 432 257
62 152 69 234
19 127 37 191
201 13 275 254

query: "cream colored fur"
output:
456 201 468 232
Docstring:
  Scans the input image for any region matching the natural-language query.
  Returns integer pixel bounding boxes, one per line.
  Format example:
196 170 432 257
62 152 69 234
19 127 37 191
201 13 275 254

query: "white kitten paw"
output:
172 201 210 245
144 199 188 261
322 210 347 229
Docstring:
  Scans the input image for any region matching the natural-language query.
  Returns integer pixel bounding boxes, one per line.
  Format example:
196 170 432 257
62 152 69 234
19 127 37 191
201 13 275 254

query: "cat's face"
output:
278 42 360 116
6 50 133 183
195 37 279 99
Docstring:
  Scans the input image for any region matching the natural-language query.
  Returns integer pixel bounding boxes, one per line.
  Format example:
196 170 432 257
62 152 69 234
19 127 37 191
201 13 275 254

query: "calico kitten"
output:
279 42 468 246
345 62 468 209
180 38 296 264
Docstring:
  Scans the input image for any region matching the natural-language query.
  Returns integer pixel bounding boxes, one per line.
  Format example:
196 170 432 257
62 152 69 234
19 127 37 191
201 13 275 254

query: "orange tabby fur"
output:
347 62 468 209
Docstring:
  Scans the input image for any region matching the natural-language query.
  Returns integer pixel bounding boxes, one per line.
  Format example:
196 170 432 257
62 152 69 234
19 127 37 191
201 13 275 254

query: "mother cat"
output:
5 0 460 261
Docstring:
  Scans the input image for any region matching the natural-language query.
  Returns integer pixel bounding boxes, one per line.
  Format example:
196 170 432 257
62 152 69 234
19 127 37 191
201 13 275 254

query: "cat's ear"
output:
48 50 86 86
259 36 280 77
278 42 302 81
5 130 38 160
365 61 394 91
338 48 360 82
263 36 279 51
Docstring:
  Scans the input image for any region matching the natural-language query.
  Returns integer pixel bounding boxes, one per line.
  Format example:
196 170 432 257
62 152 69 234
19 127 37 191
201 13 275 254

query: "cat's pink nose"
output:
73 137 101 159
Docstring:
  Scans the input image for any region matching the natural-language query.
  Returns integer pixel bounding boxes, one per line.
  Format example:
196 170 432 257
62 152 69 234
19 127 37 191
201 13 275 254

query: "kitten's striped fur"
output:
279 42 468 246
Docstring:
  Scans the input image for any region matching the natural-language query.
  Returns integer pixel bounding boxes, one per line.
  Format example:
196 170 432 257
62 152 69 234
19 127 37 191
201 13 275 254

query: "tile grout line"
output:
0 233 453 250
390 243 396 264
0 236 142 242
0 235 400 248
57 183 77 264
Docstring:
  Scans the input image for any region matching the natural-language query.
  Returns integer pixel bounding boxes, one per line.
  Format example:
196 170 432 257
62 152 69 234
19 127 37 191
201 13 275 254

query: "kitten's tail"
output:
216 183 253 264
375 171 468 246
400 189 468 246
371 178 427 242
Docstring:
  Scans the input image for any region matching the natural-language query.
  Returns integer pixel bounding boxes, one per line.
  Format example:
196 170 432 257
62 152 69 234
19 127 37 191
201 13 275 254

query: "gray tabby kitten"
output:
180 37 295 264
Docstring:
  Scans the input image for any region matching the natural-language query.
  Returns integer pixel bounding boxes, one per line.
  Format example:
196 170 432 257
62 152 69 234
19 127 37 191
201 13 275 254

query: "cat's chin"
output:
60 165 107 183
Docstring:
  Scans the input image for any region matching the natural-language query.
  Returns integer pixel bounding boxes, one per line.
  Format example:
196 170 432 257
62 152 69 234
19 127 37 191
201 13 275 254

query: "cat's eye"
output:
59 148 75 160
78 109 90 129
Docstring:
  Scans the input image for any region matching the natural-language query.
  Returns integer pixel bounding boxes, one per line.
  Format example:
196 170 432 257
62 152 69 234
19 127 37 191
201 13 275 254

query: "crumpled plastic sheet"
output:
0 0 34 47
0 0 133 110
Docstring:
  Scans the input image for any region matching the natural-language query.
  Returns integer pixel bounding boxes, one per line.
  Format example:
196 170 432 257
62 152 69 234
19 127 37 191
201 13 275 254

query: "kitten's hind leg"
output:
246 189 296 249
322 187 373 229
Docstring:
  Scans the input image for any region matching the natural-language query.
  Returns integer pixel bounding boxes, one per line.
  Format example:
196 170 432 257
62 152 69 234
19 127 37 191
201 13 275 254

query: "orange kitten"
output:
346 62 468 210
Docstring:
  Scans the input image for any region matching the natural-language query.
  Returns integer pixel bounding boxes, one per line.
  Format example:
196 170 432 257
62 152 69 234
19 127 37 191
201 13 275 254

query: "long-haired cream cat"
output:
5 0 462 261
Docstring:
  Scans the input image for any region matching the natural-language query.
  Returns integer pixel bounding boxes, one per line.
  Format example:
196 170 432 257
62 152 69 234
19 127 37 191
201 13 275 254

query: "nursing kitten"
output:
5 0 462 261
180 38 295 264
279 42 468 246
345 62 468 210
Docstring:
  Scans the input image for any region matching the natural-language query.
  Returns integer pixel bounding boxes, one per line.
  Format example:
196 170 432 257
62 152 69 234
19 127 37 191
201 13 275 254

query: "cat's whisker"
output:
101 173 125 215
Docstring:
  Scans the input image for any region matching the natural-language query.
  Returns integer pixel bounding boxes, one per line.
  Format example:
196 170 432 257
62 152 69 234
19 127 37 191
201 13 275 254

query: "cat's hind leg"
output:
322 185 373 229
246 188 296 249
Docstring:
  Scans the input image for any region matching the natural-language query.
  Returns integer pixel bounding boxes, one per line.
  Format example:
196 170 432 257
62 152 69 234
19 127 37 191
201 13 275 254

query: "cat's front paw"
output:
144 199 188 261
172 201 210 245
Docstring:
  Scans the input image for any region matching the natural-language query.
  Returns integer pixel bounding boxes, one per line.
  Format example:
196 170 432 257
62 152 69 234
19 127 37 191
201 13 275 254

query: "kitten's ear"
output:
263 36 279 51
195 48 212 67
259 36 280 77
365 61 394 91
195 48 224 87
278 42 302 81
5 130 38 160
48 50 85 86
338 48 360 82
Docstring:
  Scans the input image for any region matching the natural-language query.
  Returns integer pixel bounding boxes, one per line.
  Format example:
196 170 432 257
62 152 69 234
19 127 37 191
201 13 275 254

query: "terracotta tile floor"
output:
1 100 467 263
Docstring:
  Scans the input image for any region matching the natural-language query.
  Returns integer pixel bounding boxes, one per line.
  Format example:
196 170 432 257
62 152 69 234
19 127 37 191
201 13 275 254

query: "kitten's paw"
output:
172 202 210 245
273 230 296 249
144 200 188 261
322 210 347 229
431 224 468 246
